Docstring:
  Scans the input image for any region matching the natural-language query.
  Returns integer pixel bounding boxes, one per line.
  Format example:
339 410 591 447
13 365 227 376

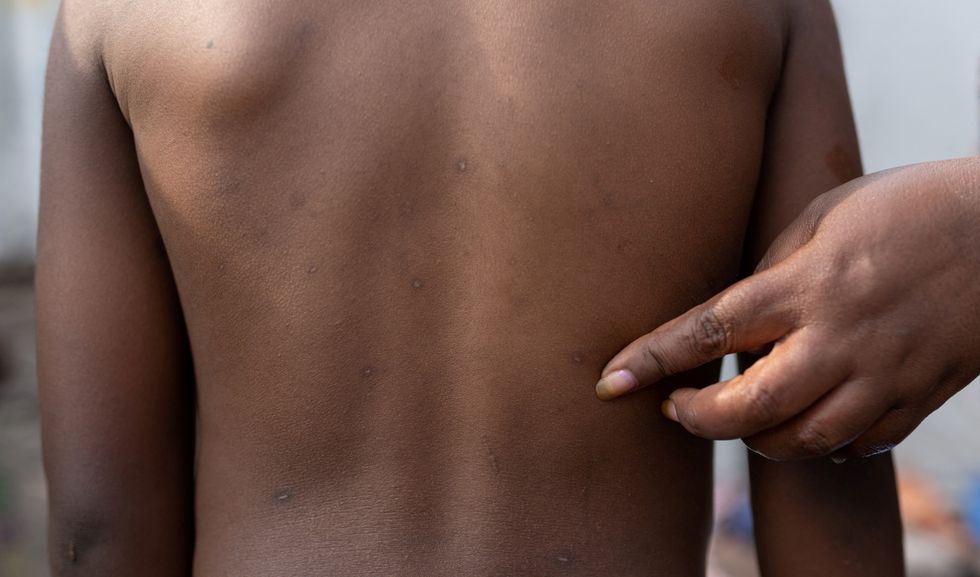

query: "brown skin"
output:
599 158 980 462
37 0 902 575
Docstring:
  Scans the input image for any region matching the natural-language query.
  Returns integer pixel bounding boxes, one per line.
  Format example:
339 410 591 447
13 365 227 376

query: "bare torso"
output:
104 1 784 574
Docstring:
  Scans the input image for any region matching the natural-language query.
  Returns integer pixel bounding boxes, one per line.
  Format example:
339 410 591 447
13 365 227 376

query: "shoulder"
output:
50 0 147 107
50 0 118 70
48 0 135 110
45 0 125 130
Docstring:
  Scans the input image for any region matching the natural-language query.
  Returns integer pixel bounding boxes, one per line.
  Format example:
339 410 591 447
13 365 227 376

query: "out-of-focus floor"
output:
2 279 979 577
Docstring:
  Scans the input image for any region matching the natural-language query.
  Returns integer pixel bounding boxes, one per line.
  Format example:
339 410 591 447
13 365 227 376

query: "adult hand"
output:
595 157 980 461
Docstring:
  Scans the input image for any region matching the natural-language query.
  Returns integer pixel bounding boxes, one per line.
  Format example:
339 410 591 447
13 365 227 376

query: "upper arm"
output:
742 0 862 271
37 4 195 574
742 3 903 576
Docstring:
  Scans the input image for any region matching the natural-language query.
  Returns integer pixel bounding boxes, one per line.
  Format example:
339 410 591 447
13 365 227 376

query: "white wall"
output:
0 0 57 267
832 0 980 171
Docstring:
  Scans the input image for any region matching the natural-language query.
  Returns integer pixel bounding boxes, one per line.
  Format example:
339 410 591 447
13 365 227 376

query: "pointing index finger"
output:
595 268 797 400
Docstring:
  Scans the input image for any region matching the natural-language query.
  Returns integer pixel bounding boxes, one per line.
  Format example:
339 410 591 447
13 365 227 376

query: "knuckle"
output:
675 400 706 437
682 408 705 438
690 306 733 358
642 339 675 378
852 410 917 457
794 424 837 457
876 377 907 408
739 380 781 428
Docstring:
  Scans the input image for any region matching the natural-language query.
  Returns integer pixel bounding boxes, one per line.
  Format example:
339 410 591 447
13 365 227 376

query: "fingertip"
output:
594 369 638 401
661 399 679 422
599 354 627 379
668 387 713 438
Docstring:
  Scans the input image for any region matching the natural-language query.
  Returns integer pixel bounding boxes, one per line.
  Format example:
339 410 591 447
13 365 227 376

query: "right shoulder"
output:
49 0 118 71
50 0 146 119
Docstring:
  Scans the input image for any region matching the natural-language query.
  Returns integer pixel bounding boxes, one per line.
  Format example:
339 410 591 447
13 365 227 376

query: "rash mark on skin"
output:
297 21 318 45
239 225 270 246
825 143 860 184
455 157 468 173
361 366 374 377
411 278 425 290
718 51 741 91
60 512 105 568
398 200 415 219
289 190 308 209
481 435 500 476
571 352 585 365
554 552 575 565
206 39 214 49
274 488 292 503
306 264 318 274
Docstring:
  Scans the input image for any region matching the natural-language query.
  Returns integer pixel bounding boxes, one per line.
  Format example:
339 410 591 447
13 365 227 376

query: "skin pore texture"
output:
36 1 903 576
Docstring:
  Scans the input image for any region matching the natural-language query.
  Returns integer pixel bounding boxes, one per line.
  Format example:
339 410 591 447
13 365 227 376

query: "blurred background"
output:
1 0 979 575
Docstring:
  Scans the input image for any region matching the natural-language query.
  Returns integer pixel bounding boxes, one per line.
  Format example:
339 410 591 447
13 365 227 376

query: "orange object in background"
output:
899 470 980 576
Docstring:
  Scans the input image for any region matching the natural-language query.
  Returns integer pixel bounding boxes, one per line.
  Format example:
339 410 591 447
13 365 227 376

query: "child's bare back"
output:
37 1 903 575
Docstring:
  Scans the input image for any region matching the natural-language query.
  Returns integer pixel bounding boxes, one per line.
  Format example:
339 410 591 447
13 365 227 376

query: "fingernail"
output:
744 443 778 461
661 399 679 422
595 369 638 401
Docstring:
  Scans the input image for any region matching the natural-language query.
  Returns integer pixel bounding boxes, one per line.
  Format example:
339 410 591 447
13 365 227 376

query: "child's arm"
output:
37 3 195 575
742 1 903 575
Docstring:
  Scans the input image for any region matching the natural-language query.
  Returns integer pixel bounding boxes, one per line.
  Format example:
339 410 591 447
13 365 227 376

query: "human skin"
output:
37 0 902 575
597 157 980 462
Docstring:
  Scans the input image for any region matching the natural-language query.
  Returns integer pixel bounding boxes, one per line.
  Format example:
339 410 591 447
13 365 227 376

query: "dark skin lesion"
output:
824 142 862 185
51 514 102 571
718 50 743 91
273 488 293 504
